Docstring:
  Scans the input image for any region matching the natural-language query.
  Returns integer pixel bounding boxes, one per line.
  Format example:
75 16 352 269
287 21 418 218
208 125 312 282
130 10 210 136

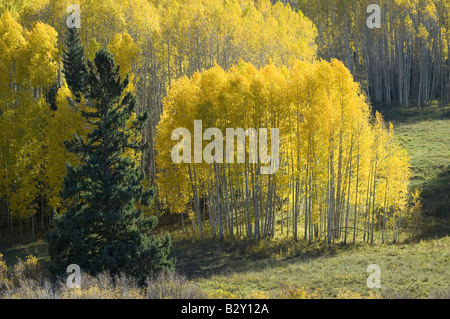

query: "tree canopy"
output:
155 60 413 243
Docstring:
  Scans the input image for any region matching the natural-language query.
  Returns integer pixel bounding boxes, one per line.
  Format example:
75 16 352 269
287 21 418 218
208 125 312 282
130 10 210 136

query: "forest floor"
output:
171 236 449 298
0 104 449 299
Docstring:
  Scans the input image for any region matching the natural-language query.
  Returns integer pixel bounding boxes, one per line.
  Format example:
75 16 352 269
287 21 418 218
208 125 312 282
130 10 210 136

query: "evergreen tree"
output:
46 82 59 111
47 49 174 281
62 27 86 102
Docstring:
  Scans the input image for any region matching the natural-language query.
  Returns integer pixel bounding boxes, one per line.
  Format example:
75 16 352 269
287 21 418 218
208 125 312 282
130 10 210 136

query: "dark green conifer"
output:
62 27 86 102
47 49 174 282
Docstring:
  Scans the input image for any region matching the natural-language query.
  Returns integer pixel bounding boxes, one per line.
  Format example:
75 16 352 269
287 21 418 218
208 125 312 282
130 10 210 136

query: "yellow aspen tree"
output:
107 31 139 81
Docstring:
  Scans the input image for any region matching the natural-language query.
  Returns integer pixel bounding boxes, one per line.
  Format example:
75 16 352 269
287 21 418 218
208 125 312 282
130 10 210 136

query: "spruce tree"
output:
46 82 59 111
62 27 86 102
47 49 174 281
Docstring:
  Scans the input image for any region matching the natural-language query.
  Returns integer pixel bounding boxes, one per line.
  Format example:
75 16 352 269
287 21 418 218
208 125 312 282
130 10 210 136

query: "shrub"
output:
0 253 10 293
59 272 144 299
336 290 363 299
1 279 57 299
275 284 322 299
245 290 270 299
11 255 43 286
206 289 238 299
145 272 206 299
336 290 382 299
1 269 205 299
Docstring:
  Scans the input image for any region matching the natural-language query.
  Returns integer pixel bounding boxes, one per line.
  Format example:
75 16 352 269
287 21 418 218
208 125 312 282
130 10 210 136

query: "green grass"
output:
171 236 449 299
2 233 448 299
395 119 450 217
372 105 450 238
374 105 450 207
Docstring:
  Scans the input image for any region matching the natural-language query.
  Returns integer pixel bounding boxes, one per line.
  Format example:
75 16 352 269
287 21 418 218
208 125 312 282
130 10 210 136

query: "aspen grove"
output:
155 61 415 244
0 0 422 245
0 0 317 235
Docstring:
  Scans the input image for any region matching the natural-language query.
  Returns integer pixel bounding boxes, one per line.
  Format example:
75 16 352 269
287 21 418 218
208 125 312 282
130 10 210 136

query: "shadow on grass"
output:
407 166 450 241
409 217 450 242
373 104 450 241
0 231 50 270
421 166 450 219
372 104 450 125
170 237 354 280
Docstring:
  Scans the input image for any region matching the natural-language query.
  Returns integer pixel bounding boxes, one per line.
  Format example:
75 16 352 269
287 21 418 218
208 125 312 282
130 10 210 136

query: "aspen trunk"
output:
214 163 224 241
244 161 252 238
294 180 299 241
353 144 360 244
344 133 354 244
371 160 378 245
328 147 334 245
188 164 202 236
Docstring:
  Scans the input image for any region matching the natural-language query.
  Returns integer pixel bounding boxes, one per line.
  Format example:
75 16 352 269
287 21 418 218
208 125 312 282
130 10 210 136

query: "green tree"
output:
62 26 86 102
47 49 174 281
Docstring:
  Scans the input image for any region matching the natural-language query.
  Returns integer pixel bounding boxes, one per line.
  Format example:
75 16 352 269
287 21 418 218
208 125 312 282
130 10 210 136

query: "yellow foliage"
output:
108 31 139 78
0 11 25 95
336 289 383 299
277 284 321 299
12 255 42 284
60 285 143 299
206 289 238 299
0 253 8 287
0 11 65 222
17 21 59 87
245 290 270 299
156 59 412 241
336 290 363 299
0 1 417 241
